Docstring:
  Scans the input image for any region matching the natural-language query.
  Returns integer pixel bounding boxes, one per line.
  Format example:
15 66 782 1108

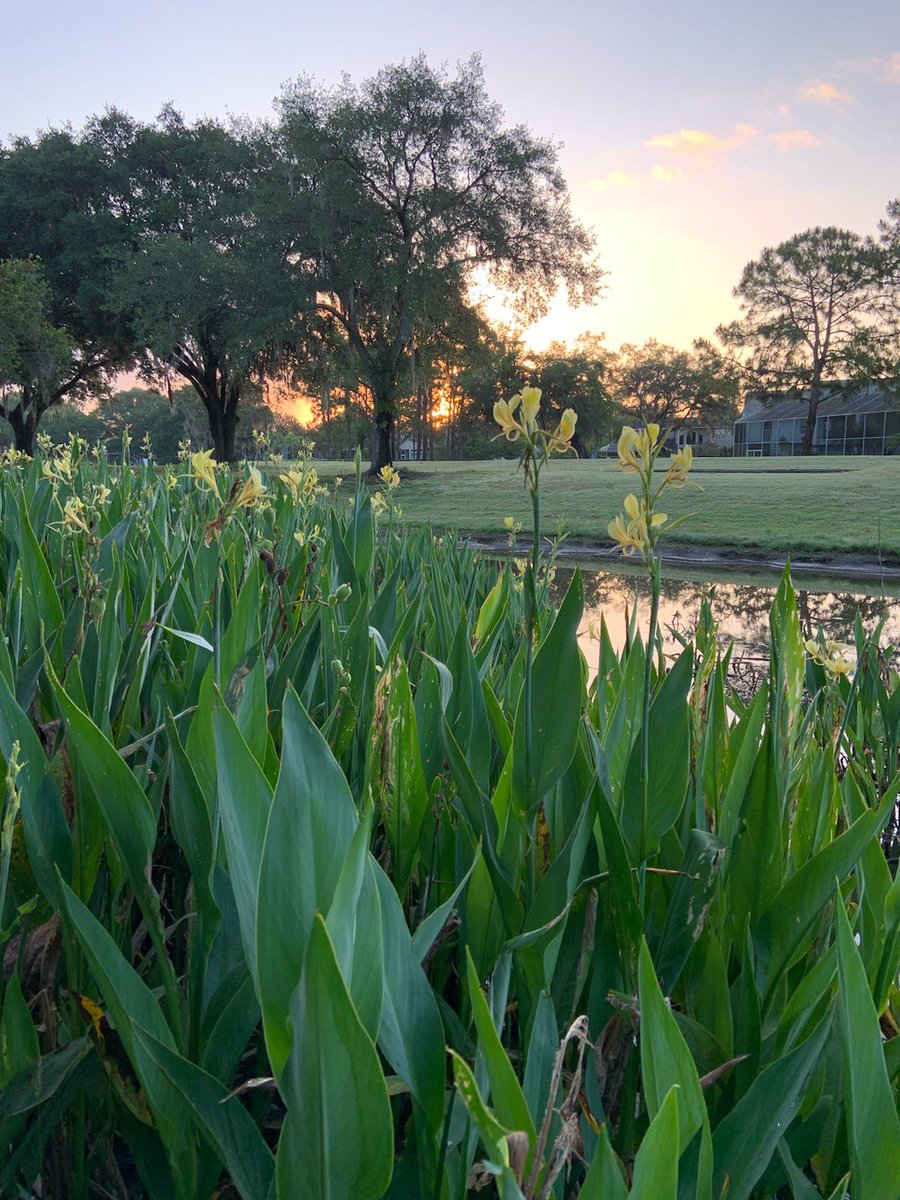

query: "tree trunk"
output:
801 373 821 456
208 401 239 462
372 394 394 473
6 388 40 456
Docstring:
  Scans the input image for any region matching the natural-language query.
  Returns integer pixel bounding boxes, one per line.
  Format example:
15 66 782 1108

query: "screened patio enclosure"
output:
733 386 900 456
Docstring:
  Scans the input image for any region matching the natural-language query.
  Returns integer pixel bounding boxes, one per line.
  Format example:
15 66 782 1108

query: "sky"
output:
2 0 898 352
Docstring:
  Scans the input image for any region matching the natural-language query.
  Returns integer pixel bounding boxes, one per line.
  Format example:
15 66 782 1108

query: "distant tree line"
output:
0 51 896 462
0 56 598 467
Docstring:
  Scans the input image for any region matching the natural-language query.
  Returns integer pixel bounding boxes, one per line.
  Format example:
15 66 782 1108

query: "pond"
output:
551 558 900 665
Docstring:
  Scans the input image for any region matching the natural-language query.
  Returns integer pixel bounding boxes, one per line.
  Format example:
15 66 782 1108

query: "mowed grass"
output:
313 455 900 560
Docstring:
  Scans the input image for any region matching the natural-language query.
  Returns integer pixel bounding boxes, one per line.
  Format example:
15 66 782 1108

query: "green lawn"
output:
314 455 900 561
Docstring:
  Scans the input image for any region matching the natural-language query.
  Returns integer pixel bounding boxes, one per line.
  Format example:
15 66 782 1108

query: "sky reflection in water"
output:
552 562 900 666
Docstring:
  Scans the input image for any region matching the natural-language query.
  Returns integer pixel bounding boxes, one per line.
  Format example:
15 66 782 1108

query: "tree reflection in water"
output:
554 564 900 665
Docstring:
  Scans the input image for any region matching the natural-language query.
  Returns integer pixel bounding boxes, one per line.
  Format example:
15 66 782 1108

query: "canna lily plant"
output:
608 423 696 899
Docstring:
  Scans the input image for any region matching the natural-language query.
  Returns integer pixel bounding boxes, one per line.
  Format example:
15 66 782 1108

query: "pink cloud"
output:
588 169 638 190
799 80 854 107
644 124 757 160
769 128 822 150
873 52 900 83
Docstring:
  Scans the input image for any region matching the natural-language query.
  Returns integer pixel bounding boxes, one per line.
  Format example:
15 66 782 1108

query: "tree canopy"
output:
0 118 137 451
612 338 740 433
719 221 895 453
277 54 601 469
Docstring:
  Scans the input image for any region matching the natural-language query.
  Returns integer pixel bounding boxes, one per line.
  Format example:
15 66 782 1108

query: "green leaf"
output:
754 799 890 1005
621 647 692 859
630 1085 680 1200
835 895 900 1200
373 863 446 1135
579 1124 628 1200
275 915 394 1200
213 701 274 980
59 882 196 1199
49 658 156 892
256 688 358 1077
134 1025 275 1200
638 939 712 1200
512 569 584 813
466 947 537 1155
711 1011 832 1200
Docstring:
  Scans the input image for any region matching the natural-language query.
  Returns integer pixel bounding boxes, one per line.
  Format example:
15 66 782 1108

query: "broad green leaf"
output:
373 863 446 1134
755 799 890 1004
275 915 394 1200
835 897 900 1200
630 1085 680 1200
134 1025 275 1200
579 1124 628 1200
466 947 537 1157
621 647 693 859
638 939 712 1200
711 1011 832 1200
256 688 358 1077
512 569 584 813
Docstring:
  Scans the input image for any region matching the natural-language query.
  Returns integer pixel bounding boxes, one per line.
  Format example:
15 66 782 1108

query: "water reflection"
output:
552 562 900 663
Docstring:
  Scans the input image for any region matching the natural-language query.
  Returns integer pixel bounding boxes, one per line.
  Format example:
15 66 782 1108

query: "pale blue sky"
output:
2 1 898 347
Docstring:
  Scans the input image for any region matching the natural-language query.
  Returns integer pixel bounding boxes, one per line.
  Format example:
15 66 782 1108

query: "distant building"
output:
733 385 900 456
672 425 732 452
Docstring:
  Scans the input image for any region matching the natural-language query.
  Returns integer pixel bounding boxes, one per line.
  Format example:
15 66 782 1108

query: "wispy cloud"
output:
587 169 638 191
799 80 854 107
872 52 900 83
769 128 822 150
651 163 683 183
644 124 757 160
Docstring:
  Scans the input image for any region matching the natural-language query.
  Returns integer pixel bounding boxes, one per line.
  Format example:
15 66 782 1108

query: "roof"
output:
735 384 898 425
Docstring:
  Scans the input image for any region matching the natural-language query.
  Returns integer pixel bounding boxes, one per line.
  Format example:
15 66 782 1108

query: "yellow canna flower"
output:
503 515 515 529
617 427 642 472
378 465 400 490
493 397 522 440
371 492 388 514
666 445 693 487
279 468 303 499
235 466 267 508
190 450 221 500
608 512 644 556
61 495 91 534
519 386 542 430
558 408 577 443
805 638 855 676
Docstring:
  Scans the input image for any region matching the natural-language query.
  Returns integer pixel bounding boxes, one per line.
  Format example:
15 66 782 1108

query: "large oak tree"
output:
112 109 304 461
277 55 601 471
0 116 138 452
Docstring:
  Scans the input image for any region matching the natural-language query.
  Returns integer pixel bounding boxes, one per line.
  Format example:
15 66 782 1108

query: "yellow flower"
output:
279 468 303 499
62 495 91 534
805 638 855 676
608 512 644 556
503 515 515 529
235 466 267 508
558 408 577 443
493 395 523 440
519 386 542 430
666 445 693 487
42 449 74 483
372 492 388 514
379 465 400 490
609 493 667 557
616 427 642 472
616 424 662 474
190 450 221 500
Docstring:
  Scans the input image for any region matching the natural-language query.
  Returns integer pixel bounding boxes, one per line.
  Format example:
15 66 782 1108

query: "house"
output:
671 425 732 452
733 384 900 457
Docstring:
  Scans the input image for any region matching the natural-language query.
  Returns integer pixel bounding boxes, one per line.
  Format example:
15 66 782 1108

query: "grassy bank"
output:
315 455 900 560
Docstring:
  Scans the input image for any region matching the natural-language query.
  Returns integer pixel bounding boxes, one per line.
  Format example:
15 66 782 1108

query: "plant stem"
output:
638 553 661 907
